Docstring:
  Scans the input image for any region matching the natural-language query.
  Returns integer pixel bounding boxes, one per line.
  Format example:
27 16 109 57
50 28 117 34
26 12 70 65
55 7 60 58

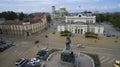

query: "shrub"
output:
60 30 71 36
85 32 98 39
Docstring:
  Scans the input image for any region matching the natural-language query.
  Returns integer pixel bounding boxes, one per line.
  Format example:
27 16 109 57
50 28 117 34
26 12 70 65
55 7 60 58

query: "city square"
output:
0 19 120 67
0 0 120 67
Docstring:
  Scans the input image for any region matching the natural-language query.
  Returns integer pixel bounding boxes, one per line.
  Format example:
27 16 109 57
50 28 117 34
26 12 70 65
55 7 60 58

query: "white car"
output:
77 44 85 48
27 61 36 66
15 58 28 67
31 58 40 63
27 58 40 66
41 48 49 52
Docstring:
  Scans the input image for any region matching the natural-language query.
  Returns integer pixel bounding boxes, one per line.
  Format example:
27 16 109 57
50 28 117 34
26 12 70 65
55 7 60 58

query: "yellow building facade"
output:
0 16 47 36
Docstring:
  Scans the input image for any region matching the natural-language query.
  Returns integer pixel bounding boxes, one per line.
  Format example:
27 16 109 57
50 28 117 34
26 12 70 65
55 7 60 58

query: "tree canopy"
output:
0 11 18 20
19 12 25 20
46 15 51 23
25 14 34 18
96 13 120 28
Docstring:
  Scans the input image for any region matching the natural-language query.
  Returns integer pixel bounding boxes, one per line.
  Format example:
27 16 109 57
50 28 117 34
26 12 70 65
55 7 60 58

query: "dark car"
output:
45 35 48 38
37 50 46 57
34 40 39 44
0 47 5 52
0 40 6 44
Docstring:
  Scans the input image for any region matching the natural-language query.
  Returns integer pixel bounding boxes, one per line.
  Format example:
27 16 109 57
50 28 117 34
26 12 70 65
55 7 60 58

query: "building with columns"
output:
65 12 96 23
57 12 104 35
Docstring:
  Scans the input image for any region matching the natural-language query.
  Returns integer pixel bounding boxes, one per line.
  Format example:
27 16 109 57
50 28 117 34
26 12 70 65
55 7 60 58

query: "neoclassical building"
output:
0 14 47 36
58 23 104 35
65 12 96 23
57 12 104 35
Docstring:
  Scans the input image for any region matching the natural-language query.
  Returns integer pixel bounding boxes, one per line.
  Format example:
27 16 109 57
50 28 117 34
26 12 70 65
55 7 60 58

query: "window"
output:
71 20 73 22
79 15 81 17
67 20 70 22
90 20 93 23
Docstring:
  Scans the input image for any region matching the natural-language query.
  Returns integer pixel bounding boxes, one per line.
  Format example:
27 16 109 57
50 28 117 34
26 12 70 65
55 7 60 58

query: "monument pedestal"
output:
60 47 75 63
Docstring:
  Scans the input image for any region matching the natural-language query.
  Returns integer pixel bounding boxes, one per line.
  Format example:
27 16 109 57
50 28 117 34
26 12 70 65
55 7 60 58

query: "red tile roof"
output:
29 19 42 24
33 13 44 20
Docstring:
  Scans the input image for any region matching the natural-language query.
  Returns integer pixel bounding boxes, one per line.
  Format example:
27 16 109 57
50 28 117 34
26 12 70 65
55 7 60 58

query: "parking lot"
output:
0 36 47 67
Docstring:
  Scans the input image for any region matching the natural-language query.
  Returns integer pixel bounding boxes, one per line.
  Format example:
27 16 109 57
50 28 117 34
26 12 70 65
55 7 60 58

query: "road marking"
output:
107 58 116 64
100 56 106 61
101 57 110 64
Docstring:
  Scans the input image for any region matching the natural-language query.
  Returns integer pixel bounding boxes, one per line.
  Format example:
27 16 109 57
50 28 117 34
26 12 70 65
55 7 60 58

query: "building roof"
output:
1 20 23 25
32 13 44 20
1 19 42 25
60 6 65 8
29 19 42 24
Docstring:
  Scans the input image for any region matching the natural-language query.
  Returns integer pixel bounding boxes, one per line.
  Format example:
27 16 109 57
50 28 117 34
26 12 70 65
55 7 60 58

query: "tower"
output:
52 6 56 16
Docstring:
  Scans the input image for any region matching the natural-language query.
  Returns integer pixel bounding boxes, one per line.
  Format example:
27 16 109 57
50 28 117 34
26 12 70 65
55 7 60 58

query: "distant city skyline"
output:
0 0 120 13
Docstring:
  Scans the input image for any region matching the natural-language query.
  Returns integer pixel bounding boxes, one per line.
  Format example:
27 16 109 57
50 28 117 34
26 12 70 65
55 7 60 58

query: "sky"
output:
0 0 120 13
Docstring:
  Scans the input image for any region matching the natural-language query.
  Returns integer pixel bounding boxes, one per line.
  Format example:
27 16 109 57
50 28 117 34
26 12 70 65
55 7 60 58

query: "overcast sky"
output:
0 0 120 13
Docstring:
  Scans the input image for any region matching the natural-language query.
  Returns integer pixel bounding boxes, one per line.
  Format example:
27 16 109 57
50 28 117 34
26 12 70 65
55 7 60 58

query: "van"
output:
15 58 28 67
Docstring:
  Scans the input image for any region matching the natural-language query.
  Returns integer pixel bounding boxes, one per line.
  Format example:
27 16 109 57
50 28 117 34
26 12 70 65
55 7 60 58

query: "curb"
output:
81 53 95 67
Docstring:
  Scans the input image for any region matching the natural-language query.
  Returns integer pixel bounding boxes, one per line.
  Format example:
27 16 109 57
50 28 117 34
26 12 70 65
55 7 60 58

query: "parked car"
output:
27 58 40 66
34 40 39 44
45 35 48 38
41 48 49 52
37 50 46 57
0 47 5 52
0 40 6 44
31 58 40 63
15 58 28 67
77 44 85 48
27 61 36 66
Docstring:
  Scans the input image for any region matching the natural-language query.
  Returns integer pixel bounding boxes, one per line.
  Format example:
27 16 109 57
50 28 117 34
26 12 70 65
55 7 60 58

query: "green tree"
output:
110 13 120 28
25 14 34 18
106 13 110 22
1 11 18 20
0 13 2 18
96 14 105 22
19 12 25 20
46 15 51 23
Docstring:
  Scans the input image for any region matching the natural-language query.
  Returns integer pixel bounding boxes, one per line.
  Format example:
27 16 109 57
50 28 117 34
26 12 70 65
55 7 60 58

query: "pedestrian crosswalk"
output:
99 56 117 64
